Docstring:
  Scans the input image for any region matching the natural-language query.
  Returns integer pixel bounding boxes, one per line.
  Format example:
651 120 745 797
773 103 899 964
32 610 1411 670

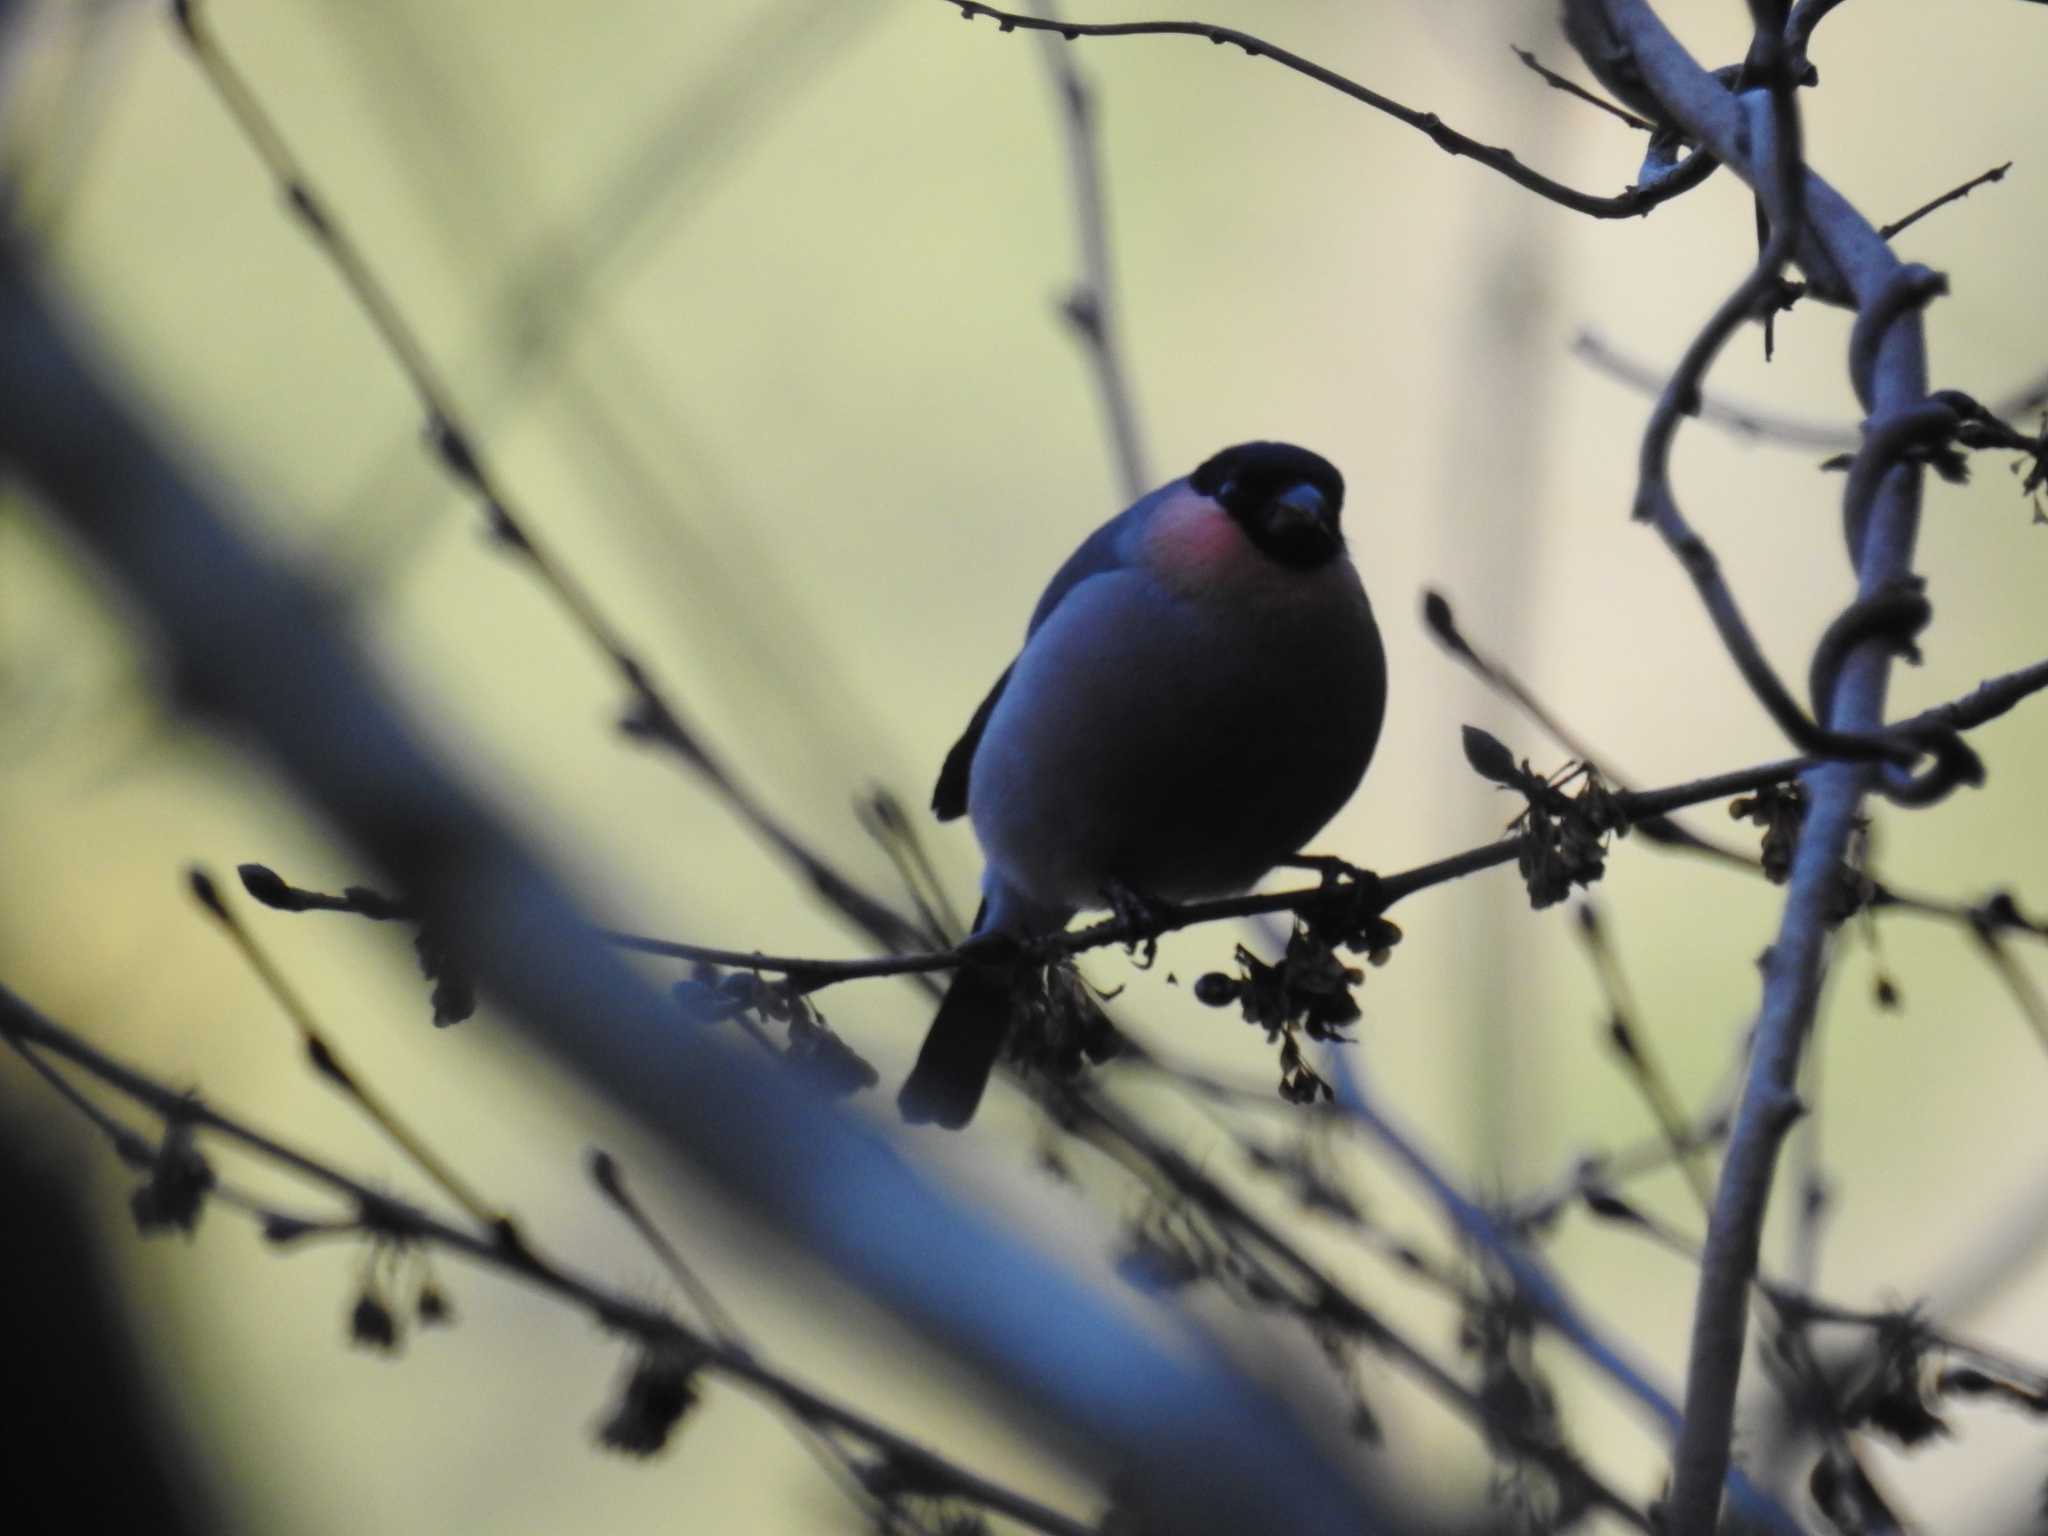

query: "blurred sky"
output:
2 0 2046 1531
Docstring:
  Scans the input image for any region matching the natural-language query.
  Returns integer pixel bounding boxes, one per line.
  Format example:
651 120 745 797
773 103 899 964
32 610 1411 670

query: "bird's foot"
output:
1277 853 1375 888
1100 879 1175 969
956 928 1024 968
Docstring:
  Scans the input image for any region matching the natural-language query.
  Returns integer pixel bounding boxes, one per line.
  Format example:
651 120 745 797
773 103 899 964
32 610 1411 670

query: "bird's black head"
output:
1189 442 1346 569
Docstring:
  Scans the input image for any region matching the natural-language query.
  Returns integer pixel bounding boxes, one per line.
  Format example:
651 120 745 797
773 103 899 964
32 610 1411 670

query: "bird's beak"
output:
1261 482 1339 553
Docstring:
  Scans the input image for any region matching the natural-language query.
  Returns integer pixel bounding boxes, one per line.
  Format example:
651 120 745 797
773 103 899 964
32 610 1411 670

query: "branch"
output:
1509 44 1655 131
1323 1050 1803 1536
940 1 1717 220
165 0 927 958
1878 160 2013 241
1058 1086 1656 1530
0 984 1099 1536
1785 0 1855 75
1577 329 2048 456
1568 4 1950 1530
238 645 2048 1016
1623 6 1909 774
1029 0 1151 501
1572 329 1859 450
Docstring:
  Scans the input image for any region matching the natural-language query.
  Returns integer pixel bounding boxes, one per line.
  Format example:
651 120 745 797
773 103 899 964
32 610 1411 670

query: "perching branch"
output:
237 645 2048 1008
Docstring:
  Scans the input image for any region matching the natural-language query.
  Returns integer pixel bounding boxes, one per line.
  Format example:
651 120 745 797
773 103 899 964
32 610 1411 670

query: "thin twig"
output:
1626 11 1884 771
188 868 506 1233
1575 904 1715 1214
1509 45 1654 130
1573 329 1859 450
166 0 926 959
940 1 1716 220
227 646 2048 1027
1030 0 1150 502
0 983 1100 1536
1059 1087 1655 1530
1878 160 2013 241
1321 1050 1802 1536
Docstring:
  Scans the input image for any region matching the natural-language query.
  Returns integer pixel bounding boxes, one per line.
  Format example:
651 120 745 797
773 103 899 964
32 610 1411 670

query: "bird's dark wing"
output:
1025 481 1170 636
934 479 1177 821
931 661 1011 821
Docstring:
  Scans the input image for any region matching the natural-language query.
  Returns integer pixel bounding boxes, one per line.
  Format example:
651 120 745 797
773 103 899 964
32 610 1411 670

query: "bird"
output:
898 441 1387 1128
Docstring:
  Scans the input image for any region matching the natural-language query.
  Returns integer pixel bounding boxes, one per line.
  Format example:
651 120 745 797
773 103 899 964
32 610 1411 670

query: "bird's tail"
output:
899 897 1019 1128
897 958 1015 1129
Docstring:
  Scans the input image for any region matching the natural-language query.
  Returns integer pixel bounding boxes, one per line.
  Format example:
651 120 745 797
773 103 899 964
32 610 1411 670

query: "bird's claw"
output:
1101 879 1174 969
1278 853 1371 888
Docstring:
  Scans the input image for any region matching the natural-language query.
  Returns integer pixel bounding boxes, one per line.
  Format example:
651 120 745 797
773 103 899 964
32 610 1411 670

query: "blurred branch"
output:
1056 1085 1654 1530
1029 0 1151 502
1323 1050 1803 1536
940 1 1719 219
0 984 1100 1536
165 0 927 958
0 235 1390 1536
1572 329 1858 450
1574 329 2048 452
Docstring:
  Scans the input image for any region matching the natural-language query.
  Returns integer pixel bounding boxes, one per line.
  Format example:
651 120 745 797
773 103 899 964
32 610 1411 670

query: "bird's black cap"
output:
1191 442 1347 568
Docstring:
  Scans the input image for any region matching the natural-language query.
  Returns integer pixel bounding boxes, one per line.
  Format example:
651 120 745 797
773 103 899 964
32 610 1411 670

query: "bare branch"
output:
940 1 1717 219
1573 329 1859 450
241 647 2048 1012
1323 1050 1803 1536
1509 44 1655 131
1879 160 2013 241
0 984 1101 1536
166 0 927 958
1029 0 1151 501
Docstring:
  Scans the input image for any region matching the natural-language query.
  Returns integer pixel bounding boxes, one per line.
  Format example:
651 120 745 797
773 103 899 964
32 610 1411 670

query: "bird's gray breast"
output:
967 567 1383 912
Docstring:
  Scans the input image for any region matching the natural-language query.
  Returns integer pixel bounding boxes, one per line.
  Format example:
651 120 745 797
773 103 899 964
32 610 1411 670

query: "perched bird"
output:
899 442 1387 1128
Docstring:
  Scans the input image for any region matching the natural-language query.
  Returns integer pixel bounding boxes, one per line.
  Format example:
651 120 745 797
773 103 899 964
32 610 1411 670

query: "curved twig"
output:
941 1 1713 220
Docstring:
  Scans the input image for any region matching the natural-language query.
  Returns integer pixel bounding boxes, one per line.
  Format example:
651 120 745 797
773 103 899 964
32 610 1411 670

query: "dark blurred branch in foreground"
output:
0 983 1097 1536
166 0 927 959
1324 1050 1802 1536
0 234 1389 1536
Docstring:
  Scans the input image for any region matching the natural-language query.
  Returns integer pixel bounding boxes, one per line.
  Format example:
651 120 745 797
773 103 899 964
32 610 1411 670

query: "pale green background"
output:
3 1 2045 1530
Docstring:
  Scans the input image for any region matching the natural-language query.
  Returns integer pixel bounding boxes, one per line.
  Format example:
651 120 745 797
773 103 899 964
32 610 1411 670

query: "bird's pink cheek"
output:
1143 501 1252 595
